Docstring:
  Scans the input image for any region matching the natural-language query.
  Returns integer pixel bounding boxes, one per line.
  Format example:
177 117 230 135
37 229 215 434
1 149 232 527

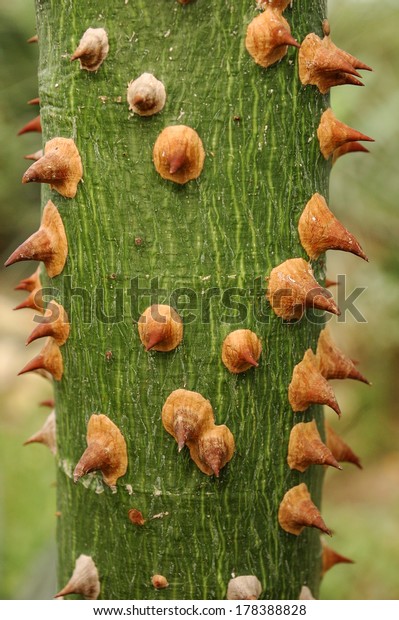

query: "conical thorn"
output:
18 338 63 381
17 115 41 136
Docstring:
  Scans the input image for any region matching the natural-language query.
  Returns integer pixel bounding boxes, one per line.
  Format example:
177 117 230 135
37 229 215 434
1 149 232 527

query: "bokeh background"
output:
0 0 398 600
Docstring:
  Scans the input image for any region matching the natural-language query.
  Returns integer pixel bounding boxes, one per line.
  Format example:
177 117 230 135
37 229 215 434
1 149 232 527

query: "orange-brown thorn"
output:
325 422 362 469
332 141 370 163
5 200 68 278
27 35 38 43
322 540 354 576
138 304 183 352
14 267 41 292
27 97 40 106
24 149 43 161
168 150 187 175
40 399 55 408
153 125 205 185
316 328 370 384
17 115 41 136
73 414 128 488
287 420 342 472
278 483 332 536
18 338 64 381
245 8 299 69
288 349 341 416
26 300 70 346
299 21 371 94
23 410 56 455
162 389 215 452
13 289 44 313
298 193 368 261
22 137 83 198
145 322 168 351
189 425 235 477
267 257 340 320
317 108 374 160
222 329 262 374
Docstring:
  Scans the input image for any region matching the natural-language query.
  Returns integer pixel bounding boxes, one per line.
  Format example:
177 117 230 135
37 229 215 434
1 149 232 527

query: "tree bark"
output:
35 0 328 599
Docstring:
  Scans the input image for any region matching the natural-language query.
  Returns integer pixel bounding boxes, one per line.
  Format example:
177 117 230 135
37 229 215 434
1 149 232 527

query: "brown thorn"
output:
288 349 341 416
240 349 259 368
24 149 44 161
325 422 363 469
298 193 368 261
316 328 370 385
138 304 183 352
278 483 332 536
222 329 262 373
322 540 354 576
162 389 215 452
73 414 128 488
333 141 370 163
266 258 340 321
40 399 55 408
17 115 41 136
190 425 235 477
168 151 187 175
4 200 68 278
13 289 44 314
23 410 56 455
153 125 205 185
26 300 70 346
128 508 146 526
22 137 83 199
14 267 41 292
245 9 299 69
287 420 342 472
299 30 371 94
318 108 374 160
70 28 109 72
18 338 63 381
325 278 338 288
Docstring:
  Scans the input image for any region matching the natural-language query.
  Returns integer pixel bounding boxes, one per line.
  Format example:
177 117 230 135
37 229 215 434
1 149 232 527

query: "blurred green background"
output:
0 0 398 600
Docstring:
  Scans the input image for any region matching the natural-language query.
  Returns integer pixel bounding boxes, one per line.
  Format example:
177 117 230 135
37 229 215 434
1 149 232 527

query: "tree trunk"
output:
34 0 329 599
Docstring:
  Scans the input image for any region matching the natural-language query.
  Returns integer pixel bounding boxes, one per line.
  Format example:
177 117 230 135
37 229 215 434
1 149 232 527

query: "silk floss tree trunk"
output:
8 0 373 600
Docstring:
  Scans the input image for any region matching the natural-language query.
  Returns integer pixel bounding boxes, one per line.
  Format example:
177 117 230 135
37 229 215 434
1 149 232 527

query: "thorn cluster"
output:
162 389 235 477
299 20 371 94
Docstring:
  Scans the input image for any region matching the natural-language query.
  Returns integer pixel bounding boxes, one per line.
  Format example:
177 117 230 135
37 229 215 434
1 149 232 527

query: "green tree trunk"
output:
35 0 329 599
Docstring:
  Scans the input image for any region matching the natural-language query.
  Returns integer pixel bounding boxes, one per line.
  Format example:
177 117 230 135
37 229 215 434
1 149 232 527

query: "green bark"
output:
35 0 329 599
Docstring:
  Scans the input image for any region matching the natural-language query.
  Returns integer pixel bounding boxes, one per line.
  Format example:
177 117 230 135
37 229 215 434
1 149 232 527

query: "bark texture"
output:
35 0 329 599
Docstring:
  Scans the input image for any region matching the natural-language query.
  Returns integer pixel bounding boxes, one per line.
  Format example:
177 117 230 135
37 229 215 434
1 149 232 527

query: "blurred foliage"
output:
320 0 399 600
0 0 55 600
0 0 398 601
0 0 41 268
